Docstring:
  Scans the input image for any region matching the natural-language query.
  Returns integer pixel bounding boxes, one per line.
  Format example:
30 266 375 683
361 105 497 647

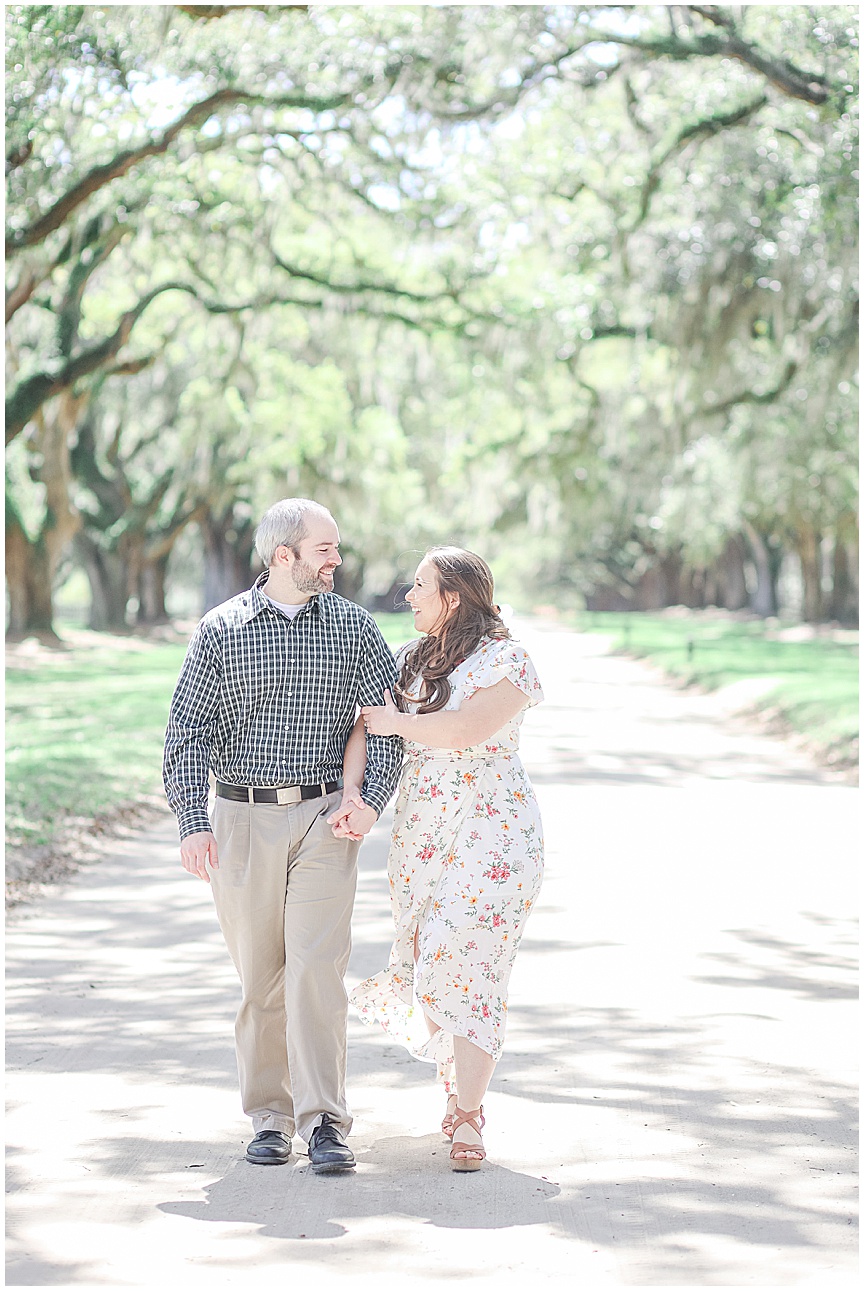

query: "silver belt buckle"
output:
275 785 303 806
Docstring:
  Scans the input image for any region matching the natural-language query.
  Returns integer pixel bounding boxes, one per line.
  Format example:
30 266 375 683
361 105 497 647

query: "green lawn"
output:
5 612 418 852
569 611 859 765
373 611 417 650
6 639 188 849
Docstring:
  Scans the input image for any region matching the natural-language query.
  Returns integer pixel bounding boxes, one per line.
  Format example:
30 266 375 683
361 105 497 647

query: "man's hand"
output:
327 790 378 841
180 830 219 882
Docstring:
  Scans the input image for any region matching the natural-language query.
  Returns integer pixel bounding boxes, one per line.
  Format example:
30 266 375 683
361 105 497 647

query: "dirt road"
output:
6 621 857 1287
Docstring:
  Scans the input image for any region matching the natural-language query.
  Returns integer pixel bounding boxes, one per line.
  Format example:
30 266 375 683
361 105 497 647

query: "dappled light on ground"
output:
6 626 857 1286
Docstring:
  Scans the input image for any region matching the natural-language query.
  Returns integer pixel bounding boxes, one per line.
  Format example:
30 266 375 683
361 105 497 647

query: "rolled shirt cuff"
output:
177 806 214 840
359 782 388 818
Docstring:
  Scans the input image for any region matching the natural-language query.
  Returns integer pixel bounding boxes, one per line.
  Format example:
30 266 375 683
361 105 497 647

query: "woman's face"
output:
405 558 458 635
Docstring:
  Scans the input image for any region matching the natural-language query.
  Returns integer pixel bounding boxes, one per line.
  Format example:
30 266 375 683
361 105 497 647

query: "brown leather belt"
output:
216 780 341 805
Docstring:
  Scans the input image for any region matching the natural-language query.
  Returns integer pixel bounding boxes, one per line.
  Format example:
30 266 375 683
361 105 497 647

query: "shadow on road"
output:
692 919 858 1002
158 1137 561 1239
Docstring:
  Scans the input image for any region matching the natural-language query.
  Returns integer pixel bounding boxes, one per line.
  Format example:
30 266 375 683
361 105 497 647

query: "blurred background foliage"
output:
5 3 859 634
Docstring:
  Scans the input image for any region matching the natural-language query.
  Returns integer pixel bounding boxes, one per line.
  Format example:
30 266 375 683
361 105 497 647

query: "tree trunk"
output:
658 550 682 606
201 512 257 611
633 565 666 611
5 501 58 638
828 532 851 623
743 522 778 617
702 565 719 608
74 532 130 630
333 556 365 604
678 566 706 608
137 555 171 624
826 514 858 624
797 523 823 622
717 534 749 610
5 392 85 637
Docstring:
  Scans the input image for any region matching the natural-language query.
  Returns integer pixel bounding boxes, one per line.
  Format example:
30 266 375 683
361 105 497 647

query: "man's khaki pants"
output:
210 790 359 1143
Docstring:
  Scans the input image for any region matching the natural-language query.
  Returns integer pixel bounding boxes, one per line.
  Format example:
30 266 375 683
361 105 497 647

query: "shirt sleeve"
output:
356 617 403 816
461 640 544 708
163 619 223 840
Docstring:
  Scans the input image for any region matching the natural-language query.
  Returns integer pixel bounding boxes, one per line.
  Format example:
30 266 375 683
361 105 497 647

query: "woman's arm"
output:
362 678 527 749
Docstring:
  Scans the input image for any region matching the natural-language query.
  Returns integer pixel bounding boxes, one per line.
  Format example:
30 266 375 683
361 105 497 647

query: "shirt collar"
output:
242 570 324 622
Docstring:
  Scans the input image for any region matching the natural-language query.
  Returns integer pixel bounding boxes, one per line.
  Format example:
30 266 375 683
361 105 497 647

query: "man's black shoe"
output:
245 1130 292 1165
308 1115 355 1173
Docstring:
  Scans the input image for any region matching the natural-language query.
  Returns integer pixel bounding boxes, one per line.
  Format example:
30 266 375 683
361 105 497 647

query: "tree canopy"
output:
5 4 859 634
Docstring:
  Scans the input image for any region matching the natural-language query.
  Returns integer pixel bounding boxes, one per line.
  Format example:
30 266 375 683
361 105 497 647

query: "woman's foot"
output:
449 1106 486 1172
441 1092 458 1140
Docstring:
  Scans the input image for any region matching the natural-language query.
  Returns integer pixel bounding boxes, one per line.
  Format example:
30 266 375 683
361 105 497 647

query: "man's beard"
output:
291 560 333 595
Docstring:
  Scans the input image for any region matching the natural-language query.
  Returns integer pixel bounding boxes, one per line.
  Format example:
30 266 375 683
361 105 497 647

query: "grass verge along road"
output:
571 610 858 769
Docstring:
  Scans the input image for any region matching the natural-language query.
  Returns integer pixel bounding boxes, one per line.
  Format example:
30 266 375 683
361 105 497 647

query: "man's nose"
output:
332 550 342 566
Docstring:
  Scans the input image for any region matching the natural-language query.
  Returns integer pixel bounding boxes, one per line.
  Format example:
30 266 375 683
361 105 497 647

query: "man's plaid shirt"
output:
163 573 402 840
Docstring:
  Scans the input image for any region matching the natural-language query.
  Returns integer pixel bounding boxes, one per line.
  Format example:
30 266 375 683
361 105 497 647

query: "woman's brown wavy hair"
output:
396 546 511 714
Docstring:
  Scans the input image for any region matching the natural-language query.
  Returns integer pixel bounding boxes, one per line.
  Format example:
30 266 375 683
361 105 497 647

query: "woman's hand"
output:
361 690 404 737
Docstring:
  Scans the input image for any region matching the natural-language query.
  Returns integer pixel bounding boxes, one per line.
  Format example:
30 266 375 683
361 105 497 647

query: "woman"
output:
343 546 543 1172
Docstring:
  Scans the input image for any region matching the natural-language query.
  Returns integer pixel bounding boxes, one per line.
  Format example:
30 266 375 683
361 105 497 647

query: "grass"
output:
373 611 417 650
5 613 419 854
568 610 859 766
6 637 189 849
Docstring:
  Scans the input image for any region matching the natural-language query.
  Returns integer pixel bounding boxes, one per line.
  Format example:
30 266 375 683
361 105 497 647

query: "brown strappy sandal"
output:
449 1106 486 1172
441 1092 459 1140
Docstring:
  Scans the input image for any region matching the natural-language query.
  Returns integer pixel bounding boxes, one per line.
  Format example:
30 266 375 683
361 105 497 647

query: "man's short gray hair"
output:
255 498 334 567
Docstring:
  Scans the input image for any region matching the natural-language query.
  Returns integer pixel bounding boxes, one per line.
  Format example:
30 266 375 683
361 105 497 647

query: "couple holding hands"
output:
163 498 543 1174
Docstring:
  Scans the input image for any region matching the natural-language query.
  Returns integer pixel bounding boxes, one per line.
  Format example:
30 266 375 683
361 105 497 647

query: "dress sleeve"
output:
461 640 544 708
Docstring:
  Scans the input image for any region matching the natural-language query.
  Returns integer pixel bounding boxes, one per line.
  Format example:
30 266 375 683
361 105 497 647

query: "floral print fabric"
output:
349 637 544 1087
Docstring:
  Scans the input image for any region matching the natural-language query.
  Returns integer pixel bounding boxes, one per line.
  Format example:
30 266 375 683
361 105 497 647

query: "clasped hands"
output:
327 789 378 841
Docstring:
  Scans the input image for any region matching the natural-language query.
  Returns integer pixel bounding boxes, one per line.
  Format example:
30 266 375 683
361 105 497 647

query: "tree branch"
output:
631 93 767 230
5 270 39 324
5 140 33 174
58 221 129 358
104 355 158 379
687 3 833 101
5 282 196 443
175 5 307 19
6 85 356 256
271 250 461 307
560 12 831 106
144 500 207 562
697 359 799 418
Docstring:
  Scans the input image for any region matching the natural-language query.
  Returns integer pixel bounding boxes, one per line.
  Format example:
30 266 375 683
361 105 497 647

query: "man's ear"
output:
273 544 294 567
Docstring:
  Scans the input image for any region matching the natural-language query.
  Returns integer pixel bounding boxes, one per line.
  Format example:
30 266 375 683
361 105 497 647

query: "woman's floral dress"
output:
349 636 544 1088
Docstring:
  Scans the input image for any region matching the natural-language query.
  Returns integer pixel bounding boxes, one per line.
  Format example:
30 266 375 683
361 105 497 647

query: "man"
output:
163 498 401 1172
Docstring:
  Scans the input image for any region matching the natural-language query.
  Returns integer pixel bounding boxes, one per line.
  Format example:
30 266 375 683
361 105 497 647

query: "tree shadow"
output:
6 820 857 1281
693 922 858 1001
524 746 831 786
